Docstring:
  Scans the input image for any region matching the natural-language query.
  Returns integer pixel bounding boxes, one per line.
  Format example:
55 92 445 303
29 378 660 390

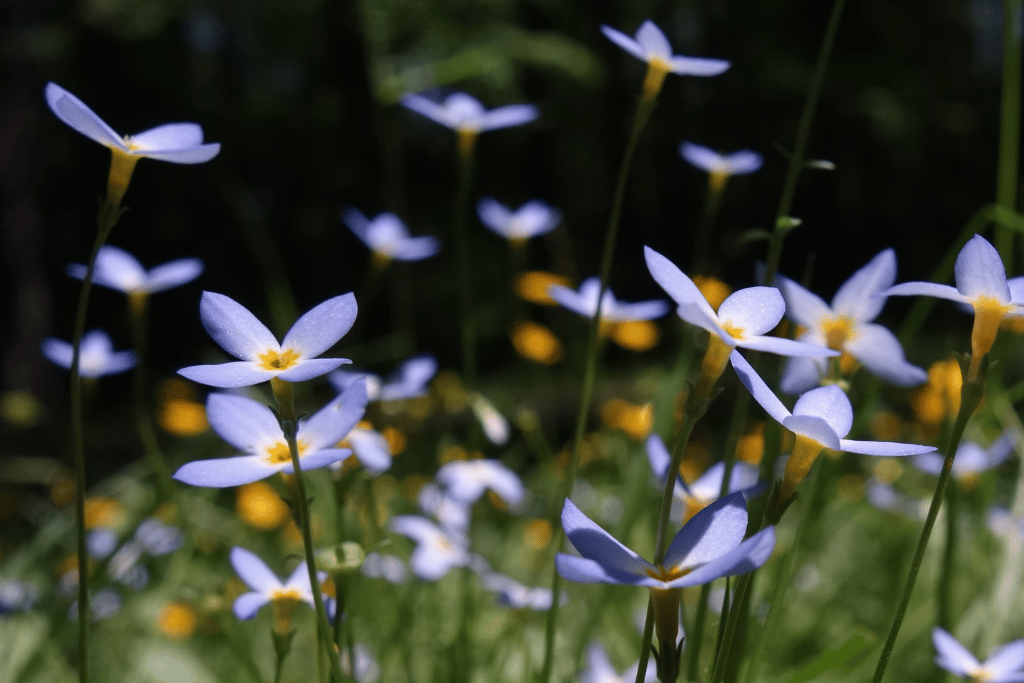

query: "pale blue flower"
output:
330 354 437 402
400 92 538 134
46 82 220 164
178 291 356 388
600 21 730 77
481 572 562 611
341 209 440 262
173 380 366 487
776 248 926 393
913 431 1016 480
933 628 1024 682
361 552 408 584
230 547 324 620
549 277 669 322
68 245 202 295
679 142 762 176
42 330 136 377
390 515 471 581
477 198 561 241
436 459 525 507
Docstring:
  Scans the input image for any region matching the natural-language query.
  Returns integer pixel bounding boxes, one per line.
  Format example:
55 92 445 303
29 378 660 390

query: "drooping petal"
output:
281 293 357 360
831 248 896 322
340 207 372 244
399 94 452 128
103 351 139 376
145 258 204 293
647 434 692 498
644 247 717 319
954 235 1010 302
72 245 146 291
278 448 350 474
666 526 775 588
561 498 655 580
140 143 221 164
600 25 647 62
478 105 539 131
555 554 655 586
348 428 392 473
41 338 74 370
932 628 981 677
775 275 831 328
670 56 731 76
177 361 277 388
45 83 127 151
782 415 841 450
173 455 281 488
298 380 368 450
233 592 270 620
606 297 669 322
663 492 748 570
730 350 792 424
129 123 204 151
838 438 935 456
198 291 280 361
205 393 282 451
634 20 672 60
716 287 785 336
380 354 437 400
792 385 853 438
230 546 282 592
846 324 927 387
882 282 967 304
276 358 351 383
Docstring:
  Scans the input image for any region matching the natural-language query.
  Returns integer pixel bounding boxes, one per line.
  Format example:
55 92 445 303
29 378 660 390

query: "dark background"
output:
1 0 1015 477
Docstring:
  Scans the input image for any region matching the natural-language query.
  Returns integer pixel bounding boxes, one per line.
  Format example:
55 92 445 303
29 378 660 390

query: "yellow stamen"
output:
682 497 709 524
266 440 308 465
642 58 673 101
969 295 1012 379
645 563 696 643
258 348 300 372
105 148 140 209
820 315 855 351
779 434 826 504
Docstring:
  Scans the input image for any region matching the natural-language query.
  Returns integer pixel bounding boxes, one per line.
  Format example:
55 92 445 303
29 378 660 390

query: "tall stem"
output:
870 359 985 683
454 144 477 390
762 0 848 286
538 95 656 683
994 0 1022 269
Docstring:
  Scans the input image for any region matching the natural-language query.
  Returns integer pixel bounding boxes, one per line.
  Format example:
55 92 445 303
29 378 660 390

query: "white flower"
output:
400 92 538 134
41 330 136 377
67 245 202 295
932 628 1024 683
477 198 561 241
549 277 668 322
436 459 525 507
390 515 471 581
679 142 762 177
341 209 440 262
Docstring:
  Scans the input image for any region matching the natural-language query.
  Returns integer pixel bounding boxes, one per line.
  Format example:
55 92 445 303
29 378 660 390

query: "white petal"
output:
839 439 936 456
391 236 441 261
775 274 831 328
199 291 280 361
882 282 968 304
954 235 1010 302
129 123 203 150
281 293 357 359
477 198 513 235
644 247 716 319
982 639 1024 677
400 94 452 128
737 335 836 358
230 546 283 592
663 492 748 569
831 248 896 321
276 358 351 383
721 151 762 174
173 455 280 487
729 350 791 425
634 20 672 60
41 338 73 370
792 385 852 438
145 258 204 293
666 526 775 588
299 380 368 450
932 628 981 677
278 448 350 474
561 498 655 579
177 361 277 388
90 245 147 290
716 287 785 336
600 25 647 62
555 554 655 586
779 355 826 394
679 142 725 172
846 324 927 387
233 592 270 620
349 429 392 473
478 104 539 131
206 392 281 452
45 83 127 151
782 415 841 450
139 143 220 164
670 56 731 76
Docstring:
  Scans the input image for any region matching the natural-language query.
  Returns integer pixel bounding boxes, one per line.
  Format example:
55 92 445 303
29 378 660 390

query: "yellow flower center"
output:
820 315 855 351
265 440 308 465
969 295 1013 379
270 588 303 634
642 57 673 101
257 348 300 371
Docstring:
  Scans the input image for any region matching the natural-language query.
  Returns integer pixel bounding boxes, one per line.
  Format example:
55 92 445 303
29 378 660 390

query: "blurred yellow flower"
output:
515 271 573 305
691 275 731 312
736 423 765 466
601 399 654 441
236 482 290 531
157 601 197 640
606 320 659 351
524 519 553 550
911 359 963 426
84 496 126 529
511 321 564 364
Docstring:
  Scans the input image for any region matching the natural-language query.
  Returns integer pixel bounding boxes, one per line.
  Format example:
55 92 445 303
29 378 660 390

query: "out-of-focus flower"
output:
390 515 471 580
178 291 356 388
68 246 202 299
730 351 936 509
340 643 380 683
0 581 40 614
331 354 437 402
913 431 1016 485
602 400 654 440
556 492 775 644
173 381 365 487
436 459 524 508
516 271 574 305
236 481 291 530
606 320 660 351
912 359 963 427
646 434 762 522
882 235 1024 379
336 418 393 474
341 209 440 264
418 482 471 533
578 642 657 683
601 21 730 100
157 601 197 640
987 507 1024 540
679 142 762 191
932 628 1024 682
477 198 561 243
230 547 327 631
45 82 220 206
361 552 408 584
400 92 538 156
512 321 564 364
776 248 926 393
481 572 562 611
42 330 136 377
549 277 669 322
469 393 511 445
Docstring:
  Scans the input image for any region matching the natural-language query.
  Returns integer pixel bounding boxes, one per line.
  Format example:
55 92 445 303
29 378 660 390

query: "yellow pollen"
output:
265 440 308 465
821 315 855 351
258 348 300 371
721 321 744 341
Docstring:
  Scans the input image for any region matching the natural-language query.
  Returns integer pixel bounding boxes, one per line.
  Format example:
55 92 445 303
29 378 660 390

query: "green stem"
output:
937 482 957 629
994 0 1022 269
691 182 726 274
272 379 348 683
709 571 754 683
538 94 657 683
870 357 986 683
762 0 848 286
454 144 477 390
69 197 124 683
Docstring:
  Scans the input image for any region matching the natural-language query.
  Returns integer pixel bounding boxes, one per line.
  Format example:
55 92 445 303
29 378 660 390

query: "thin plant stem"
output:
454 144 477 390
69 197 124 683
870 358 986 683
762 0 848 286
709 571 753 683
994 0 1022 268
690 181 726 274
538 94 657 683
634 601 656 683
937 483 958 629
272 378 348 683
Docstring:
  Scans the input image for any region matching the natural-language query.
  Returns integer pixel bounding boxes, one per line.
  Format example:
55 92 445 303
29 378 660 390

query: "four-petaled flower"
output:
390 515 472 581
730 350 935 510
400 92 538 156
68 245 202 301
549 277 669 323
477 198 561 243
932 627 1024 683
330 354 437 402
172 380 366 487
178 291 356 388
230 546 331 630
556 492 775 644
45 82 220 206
601 20 730 100
341 209 440 264
775 247 926 394
679 142 762 191
436 459 525 507
881 235 1024 379
913 431 1016 484
42 330 136 377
